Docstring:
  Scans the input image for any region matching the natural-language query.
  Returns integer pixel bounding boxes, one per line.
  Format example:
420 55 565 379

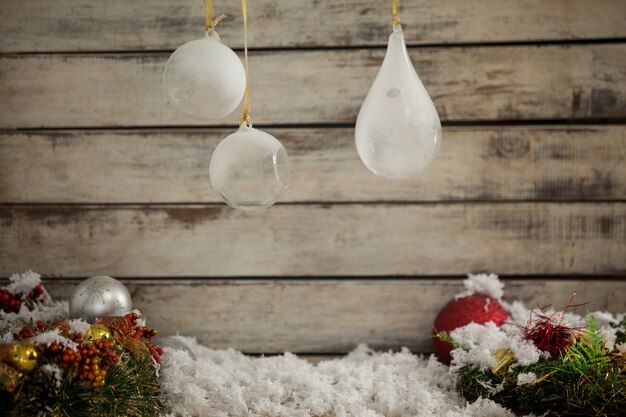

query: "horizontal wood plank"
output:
39 279 626 353
1 44 625 128
1 126 625 203
1 1 625 52
1 204 624 277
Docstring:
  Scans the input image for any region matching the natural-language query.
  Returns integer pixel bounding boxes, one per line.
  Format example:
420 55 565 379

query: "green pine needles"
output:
0 352 164 417
456 313 626 416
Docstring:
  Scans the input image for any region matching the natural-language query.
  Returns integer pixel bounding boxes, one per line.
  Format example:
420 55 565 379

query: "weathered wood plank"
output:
1 44 625 128
39 279 626 353
1 126 624 203
1 0 625 52
1 204 624 277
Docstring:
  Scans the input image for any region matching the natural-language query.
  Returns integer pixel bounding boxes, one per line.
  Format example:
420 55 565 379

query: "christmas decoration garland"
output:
436 275 626 416
2 272 624 417
0 272 163 417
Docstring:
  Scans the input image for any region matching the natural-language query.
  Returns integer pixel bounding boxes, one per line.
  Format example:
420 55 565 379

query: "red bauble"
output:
433 294 508 364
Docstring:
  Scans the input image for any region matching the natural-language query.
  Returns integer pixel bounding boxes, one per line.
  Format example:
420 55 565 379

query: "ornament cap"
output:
204 30 221 42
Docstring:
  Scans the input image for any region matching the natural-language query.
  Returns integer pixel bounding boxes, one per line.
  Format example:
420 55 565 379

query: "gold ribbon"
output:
392 0 401 26
240 0 251 126
528 370 557 386
204 0 226 34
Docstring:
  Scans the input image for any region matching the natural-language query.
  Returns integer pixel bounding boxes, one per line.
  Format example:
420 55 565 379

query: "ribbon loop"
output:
204 0 226 33
392 0 401 26
240 0 251 125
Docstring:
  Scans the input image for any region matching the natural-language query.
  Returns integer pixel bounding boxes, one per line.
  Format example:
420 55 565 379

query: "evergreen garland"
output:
454 314 626 416
0 352 163 417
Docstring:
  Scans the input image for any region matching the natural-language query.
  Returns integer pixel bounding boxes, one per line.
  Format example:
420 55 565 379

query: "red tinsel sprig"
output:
522 292 584 357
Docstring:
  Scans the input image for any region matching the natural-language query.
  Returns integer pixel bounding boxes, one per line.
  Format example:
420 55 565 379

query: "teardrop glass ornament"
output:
163 31 246 120
355 25 442 179
210 124 291 210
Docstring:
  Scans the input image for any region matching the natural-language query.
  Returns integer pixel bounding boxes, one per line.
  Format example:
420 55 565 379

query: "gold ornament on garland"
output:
85 324 112 341
491 348 516 376
2 341 39 372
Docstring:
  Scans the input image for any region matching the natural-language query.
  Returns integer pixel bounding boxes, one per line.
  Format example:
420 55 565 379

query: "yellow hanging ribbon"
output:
204 0 226 34
392 0 401 26
240 0 251 126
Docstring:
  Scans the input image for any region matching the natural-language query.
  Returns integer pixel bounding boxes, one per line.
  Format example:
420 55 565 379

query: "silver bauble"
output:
69 276 132 322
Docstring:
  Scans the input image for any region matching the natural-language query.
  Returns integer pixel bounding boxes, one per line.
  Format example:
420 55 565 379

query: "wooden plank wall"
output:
1 0 625 354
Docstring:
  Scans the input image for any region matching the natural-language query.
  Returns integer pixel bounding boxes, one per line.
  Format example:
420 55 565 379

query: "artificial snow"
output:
455 273 504 300
31 328 77 350
6 270 43 296
0 300 68 333
476 379 505 395
515 372 537 386
160 338 535 417
68 318 90 335
449 322 544 371
41 364 63 388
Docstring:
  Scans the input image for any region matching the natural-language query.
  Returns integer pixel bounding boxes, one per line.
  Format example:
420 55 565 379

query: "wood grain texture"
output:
1 44 625 128
1 126 625 203
1 204 624 277
1 0 625 52
40 279 626 353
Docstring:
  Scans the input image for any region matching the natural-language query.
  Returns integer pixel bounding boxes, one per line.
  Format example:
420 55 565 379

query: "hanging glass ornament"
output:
210 123 290 209
355 1 442 179
163 1 245 120
209 0 290 210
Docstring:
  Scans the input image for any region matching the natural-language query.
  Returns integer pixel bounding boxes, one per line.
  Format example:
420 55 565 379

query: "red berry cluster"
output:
17 320 48 339
0 288 22 313
124 313 164 365
0 284 46 313
31 324 124 389
30 284 45 300
148 344 165 365
47 331 122 388
77 338 120 388
43 340 65 356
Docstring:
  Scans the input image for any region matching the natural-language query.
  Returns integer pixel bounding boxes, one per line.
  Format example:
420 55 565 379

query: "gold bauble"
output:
491 348 516 376
9 342 39 372
85 324 112 341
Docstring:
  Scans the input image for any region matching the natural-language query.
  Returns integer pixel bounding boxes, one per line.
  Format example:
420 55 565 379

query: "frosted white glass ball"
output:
210 124 290 210
163 31 246 120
